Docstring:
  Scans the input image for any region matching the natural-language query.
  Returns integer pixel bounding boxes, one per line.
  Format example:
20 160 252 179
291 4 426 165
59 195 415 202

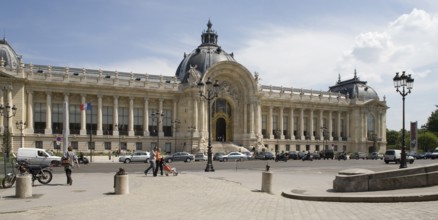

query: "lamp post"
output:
188 126 196 153
15 120 26 148
0 103 17 176
152 112 164 150
274 129 281 157
172 120 181 153
198 77 220 172
114 124 125 152
320 127 328 151
393 71 414 169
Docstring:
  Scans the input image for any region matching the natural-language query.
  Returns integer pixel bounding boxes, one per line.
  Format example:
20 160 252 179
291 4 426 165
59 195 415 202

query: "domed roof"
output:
329 70 379 100
175 20 236 83
0 38 20 69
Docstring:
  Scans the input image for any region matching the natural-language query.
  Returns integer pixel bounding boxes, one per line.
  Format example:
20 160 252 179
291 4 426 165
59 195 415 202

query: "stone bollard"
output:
114 168 129 195
261 164 272 193
16 175 32 198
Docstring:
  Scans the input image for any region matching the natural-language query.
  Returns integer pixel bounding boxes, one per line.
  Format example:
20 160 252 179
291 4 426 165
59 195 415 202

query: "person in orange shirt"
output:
153 148 163 176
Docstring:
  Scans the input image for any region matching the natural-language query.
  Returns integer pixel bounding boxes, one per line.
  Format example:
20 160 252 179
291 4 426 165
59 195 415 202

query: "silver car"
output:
119 151 150 163
220 152 247 162
165 152 194 163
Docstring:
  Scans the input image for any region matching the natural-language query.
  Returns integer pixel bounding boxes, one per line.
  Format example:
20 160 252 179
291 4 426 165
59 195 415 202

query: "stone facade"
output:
0 22 388 155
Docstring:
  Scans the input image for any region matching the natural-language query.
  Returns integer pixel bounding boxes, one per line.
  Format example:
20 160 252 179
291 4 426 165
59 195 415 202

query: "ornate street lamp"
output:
16 120 26 148
393 71 414 169
0 103 17 176
171 120 181 153
188 126 196 153
198 77 220 172
152 112 164 150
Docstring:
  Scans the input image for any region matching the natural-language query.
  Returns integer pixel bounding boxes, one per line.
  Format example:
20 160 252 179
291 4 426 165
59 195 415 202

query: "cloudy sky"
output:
1 0 437 131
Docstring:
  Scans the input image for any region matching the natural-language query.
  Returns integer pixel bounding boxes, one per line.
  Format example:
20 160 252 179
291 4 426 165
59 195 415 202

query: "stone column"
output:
158 98 163 136
27 90 34 131
289 108 294 140
268 106 273 139
310 109 314 140
45 92 52 134
337 111 342 140
97 94 103 135
328 111 333 140
279 107 284 139
128 97 134 136
249 102 255 137
80 94 87 135
299 108 304 140
144 98 149 136
113 96 119 136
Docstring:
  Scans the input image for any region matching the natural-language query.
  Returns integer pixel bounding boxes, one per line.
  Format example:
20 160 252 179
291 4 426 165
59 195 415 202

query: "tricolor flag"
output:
80 102 92 111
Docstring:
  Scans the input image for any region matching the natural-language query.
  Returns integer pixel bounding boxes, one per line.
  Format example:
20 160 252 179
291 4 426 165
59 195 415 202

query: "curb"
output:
281 190 438 203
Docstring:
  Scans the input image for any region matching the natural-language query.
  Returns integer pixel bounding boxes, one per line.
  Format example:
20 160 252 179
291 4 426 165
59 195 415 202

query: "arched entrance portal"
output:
212 98 232 142
216 118 226 142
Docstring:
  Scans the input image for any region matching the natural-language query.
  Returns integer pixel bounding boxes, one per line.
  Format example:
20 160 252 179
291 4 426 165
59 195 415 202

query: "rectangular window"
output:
104 142 111 150
272 115 278 135
35 141 43 149
135 142 142 151
102 106 113 135
283 116 288 137
134 108 144 136
118 107 129 135
86 107 97 135
71 141 78 150
163 110 172 137
262 115 267 138
88 141 95 150
286 144 290 151
296 144 300 152
34 103 46 134
52 103 63 134
69 104 81 135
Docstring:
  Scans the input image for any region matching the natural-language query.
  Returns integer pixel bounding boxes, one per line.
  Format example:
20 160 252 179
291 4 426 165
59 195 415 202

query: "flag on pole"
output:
80 102 92 111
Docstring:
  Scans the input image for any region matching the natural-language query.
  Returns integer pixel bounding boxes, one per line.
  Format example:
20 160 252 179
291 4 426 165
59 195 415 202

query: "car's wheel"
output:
185 158 192 162
224 158 228 162
125 159 131 163
384 160 389 164
167 158 172 163
144 158 149 163
409 160 414 164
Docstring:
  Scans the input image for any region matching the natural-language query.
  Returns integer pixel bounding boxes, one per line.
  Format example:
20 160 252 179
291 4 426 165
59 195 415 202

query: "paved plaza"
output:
1 158 438 220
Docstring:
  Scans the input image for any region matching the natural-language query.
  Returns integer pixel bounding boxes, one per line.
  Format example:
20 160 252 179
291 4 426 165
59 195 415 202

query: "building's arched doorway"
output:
216 118 226 142
212 98 232 142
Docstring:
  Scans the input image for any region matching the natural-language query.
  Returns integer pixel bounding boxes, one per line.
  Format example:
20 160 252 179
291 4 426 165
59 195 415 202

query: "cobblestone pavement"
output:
2 157 438 220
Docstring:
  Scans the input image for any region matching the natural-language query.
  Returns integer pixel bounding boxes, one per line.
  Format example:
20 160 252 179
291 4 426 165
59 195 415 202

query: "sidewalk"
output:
1 164 438 219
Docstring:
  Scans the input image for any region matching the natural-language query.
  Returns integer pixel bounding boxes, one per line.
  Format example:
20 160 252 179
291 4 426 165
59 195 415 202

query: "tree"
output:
386 129 400 147
418 131 438 152
425 105 438 134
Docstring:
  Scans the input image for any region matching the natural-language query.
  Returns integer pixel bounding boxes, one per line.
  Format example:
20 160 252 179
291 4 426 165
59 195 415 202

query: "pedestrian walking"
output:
154 148 164 176
144 147 156 176
63 146 79 185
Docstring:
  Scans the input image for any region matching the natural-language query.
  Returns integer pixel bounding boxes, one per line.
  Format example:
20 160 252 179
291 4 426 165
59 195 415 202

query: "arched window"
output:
367 114 375 137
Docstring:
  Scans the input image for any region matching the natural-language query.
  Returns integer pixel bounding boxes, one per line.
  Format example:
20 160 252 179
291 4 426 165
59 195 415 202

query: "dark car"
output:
288 151 299 160
165 152 194 163
213 152 225 161
255 152 274 160
312 152 321 160
350 152 367 160
321 150 334 160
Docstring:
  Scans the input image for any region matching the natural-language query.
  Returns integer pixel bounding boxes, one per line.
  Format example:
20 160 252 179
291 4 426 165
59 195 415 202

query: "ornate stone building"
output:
0 21 388 155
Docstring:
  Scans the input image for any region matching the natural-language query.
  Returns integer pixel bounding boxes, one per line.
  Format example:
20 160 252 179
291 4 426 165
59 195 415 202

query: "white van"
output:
384 149 401 164
16 148 61 166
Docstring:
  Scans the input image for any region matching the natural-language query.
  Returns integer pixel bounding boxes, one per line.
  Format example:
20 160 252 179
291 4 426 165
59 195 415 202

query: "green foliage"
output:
386 129 400 146
425 105 438 135
418 131 438 152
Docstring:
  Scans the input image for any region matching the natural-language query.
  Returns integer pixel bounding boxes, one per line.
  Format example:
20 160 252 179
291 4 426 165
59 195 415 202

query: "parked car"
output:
288 151 299 160
220 152 247 162
16 148 61 166
118 151 150 163
431 149 438 159
165 152 194 163
242 151 254 160
213 152 225 161
255 152 275 160
321 150 334 160
312 151 321 160
194 152 207 161
350 152 366 160
366 152 382 160
384 149 401 164
424 152 432 159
